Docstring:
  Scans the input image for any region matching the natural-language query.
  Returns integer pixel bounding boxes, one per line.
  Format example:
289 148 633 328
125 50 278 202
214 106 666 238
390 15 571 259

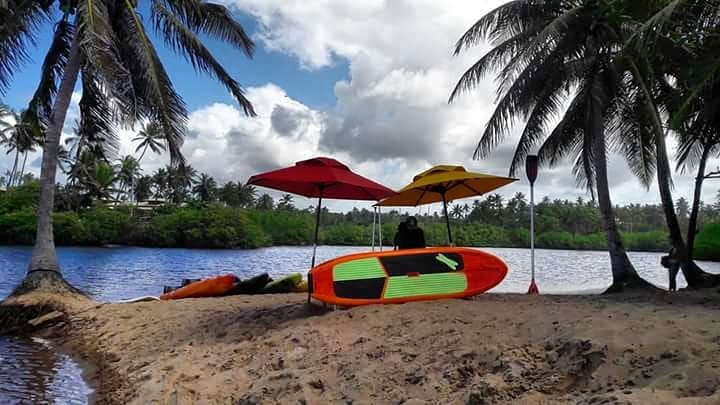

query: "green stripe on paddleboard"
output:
383 273 467 299
333 258 386 282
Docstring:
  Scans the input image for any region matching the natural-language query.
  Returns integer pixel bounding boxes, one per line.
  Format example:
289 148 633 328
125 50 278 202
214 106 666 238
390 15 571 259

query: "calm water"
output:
1 245 719 403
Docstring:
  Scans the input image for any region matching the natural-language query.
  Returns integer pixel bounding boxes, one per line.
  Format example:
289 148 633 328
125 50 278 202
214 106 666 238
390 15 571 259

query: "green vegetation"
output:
1 181 717 255
695 224 720 262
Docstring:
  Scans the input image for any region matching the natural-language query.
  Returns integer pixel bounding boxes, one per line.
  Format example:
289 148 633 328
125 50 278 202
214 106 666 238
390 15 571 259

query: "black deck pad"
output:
334 278 386 299
380 252 464 277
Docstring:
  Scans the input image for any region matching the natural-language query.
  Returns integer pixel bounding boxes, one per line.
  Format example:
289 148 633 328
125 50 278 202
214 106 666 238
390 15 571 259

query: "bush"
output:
0 182 39 214
0 209 36 244
80 207 131 245
695 223 720 261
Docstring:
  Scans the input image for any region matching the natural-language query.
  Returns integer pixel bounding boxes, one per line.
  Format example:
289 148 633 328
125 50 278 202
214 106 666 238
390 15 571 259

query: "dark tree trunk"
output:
655 132 720 288
18 151 28 184
686 146 709 261
592 117 653 293
9 148 19 187
15 27 84 296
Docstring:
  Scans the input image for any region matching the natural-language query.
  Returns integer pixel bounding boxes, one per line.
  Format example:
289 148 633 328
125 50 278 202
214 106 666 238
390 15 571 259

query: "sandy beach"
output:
19 290 717 404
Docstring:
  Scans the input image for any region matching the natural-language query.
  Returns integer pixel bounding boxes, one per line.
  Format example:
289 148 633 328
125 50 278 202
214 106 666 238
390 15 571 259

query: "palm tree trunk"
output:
138 145 148 163
13 27 85 297
593 124 651 293
18 151 28 185
9 148 19 187
655 131 720 288
687 146 709 261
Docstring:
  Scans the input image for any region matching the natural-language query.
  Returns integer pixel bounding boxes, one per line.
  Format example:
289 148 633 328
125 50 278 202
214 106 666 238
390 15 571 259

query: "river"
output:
1 245 719 403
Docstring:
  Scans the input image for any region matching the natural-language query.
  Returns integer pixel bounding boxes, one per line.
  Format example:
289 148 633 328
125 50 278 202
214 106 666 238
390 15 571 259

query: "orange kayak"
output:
160 274 237 300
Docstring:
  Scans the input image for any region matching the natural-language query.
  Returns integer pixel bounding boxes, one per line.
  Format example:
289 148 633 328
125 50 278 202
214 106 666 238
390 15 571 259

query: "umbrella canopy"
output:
377 165 517 244
248 157 393 201
248 157 394 268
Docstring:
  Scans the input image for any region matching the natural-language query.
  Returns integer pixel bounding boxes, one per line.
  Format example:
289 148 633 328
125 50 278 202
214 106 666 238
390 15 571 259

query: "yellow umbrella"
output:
377 165 517 244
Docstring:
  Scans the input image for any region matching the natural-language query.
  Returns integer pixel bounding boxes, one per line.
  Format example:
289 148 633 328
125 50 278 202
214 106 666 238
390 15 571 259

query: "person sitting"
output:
394 216 426 250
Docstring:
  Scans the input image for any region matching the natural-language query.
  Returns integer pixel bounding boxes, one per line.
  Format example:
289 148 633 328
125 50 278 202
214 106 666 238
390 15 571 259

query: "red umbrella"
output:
248 157 394 267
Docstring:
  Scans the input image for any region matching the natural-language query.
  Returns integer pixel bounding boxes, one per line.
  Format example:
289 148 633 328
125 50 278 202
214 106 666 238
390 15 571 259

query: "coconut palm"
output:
622 0 720 287
256 193 274 210
151 168 169 200
133 175 153 203
192 173 217 202
451 204 463 220
115 155 141 202
278 193 295 210
84 161 118 201
238 183 257 207
133 121 166 163
0 1 256 294
450 0 657 292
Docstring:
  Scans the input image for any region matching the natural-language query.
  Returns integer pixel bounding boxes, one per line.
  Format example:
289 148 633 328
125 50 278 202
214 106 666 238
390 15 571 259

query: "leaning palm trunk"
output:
11 29 84 297
18 151 28 185
655 132 720 288
9 148 19 187
686 146 709 260
591 108 650 292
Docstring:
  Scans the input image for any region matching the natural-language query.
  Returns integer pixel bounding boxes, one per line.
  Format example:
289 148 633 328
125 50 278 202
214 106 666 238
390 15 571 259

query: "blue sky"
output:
3 6 348 112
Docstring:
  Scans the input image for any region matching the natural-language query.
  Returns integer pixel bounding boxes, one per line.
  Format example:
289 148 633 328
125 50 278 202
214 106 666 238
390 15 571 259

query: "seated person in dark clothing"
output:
394 216 426 250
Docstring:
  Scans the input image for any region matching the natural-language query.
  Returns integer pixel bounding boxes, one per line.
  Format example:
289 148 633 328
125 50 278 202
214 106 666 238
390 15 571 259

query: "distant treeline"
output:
0 182 718 260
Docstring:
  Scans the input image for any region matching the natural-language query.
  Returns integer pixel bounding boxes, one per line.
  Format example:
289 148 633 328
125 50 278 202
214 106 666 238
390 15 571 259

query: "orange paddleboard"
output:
308 247 507 306
160 274 237 300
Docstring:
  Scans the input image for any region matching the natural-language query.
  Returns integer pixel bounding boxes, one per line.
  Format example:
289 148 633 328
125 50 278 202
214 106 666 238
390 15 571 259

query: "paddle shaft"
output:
530 183 535 281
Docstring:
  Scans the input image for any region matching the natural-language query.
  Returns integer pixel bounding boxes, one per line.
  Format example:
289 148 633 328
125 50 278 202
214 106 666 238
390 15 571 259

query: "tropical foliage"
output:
2 180 719 256
452 0 720 289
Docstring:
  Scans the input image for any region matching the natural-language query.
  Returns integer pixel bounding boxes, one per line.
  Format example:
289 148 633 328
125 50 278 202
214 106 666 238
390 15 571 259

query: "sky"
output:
1 0 718 213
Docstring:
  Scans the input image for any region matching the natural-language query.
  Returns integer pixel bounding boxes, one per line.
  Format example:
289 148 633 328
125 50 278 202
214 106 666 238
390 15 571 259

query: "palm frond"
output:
26 18 75 124
151 1 255 116
114 2 188 165
77 64 119 162
0 2 51 94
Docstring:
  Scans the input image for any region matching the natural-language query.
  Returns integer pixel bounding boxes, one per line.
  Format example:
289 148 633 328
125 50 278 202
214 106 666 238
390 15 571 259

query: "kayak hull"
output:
309 247 507 306
160 274 237 300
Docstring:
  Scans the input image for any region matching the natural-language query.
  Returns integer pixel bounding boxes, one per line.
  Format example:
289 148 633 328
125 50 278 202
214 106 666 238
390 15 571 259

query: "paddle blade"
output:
526 155 538 184
527 279 539 295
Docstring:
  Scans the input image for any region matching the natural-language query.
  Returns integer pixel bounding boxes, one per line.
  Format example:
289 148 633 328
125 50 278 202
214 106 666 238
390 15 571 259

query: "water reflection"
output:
0 336 91 404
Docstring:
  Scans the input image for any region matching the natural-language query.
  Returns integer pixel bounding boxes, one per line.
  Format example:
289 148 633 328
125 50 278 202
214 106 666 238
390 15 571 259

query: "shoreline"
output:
34 290 720 404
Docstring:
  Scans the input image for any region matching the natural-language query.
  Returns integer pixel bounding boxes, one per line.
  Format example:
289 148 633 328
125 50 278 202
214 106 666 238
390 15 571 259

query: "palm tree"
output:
624 0 720 287
192 173 217 202
133 121 166 163
278 193 295 210
84 161 118 201
451 204 463 220
238 183 257 207
256 193 274 210
151 167 169 200
450 0 655 292
0 1 256 294
133 175 153 203
115 155 141 202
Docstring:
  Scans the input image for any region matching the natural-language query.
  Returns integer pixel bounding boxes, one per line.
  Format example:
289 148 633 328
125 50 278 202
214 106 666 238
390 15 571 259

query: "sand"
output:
33 291 720 404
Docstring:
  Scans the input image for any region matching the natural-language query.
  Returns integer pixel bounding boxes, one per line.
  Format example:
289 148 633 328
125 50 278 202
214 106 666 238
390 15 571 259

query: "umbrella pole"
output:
311 194 323 268
378 207 383 251
371 206 376 252
441 193 453 246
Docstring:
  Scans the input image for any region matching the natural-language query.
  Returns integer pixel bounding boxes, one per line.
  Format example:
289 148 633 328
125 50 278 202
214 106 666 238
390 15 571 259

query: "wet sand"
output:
29 291 720 404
